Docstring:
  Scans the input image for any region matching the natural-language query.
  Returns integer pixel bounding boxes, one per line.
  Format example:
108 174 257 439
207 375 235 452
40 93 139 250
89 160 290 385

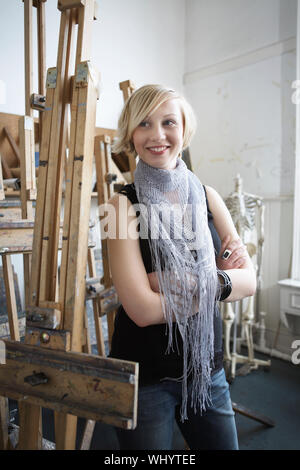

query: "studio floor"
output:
228 349 300 450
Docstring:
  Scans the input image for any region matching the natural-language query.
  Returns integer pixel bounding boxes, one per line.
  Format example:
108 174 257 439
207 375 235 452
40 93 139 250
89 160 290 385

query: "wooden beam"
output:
18 400 42 449
0 155 4 200
25 326 71 351
75 0 95 65
0 221 94 255
38 9 76 303
0 340 138 429
37 0 46 97
25 304 62 330
119 80 135 102
2 255 20 341
19 116 35 219
0 397 9 450
0 221 34 254
94 136 115 345
58 0 85 10
62 61 99 351
87 248 105 356
118 80 136 182
30 80 54 304
22 0 47 8
24 0 34 117
94 136 110 205
0 154 13 179
37 0 47 143
3 128 21 164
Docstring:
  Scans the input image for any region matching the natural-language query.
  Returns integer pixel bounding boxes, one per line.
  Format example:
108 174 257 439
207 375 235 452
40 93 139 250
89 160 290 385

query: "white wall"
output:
184 0 298 353
185 0 296 74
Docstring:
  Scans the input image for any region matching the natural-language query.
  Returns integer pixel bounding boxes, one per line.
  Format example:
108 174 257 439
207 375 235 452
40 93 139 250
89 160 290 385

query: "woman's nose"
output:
149 124 166 141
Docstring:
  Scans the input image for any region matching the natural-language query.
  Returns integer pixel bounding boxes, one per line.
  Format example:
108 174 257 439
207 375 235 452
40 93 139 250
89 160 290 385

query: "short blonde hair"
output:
113 84 197 156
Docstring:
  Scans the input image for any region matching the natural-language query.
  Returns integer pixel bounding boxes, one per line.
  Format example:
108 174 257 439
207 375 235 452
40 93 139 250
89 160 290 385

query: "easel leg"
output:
54 412 77 450
18 402 42 450
23 253 32 309
0 397 9 450
2 254 20 342
80 419 96 450
87 248 106 356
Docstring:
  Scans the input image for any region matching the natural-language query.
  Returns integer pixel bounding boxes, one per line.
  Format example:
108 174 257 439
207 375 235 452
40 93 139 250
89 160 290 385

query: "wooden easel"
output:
0 0 138 450
118 80 136 182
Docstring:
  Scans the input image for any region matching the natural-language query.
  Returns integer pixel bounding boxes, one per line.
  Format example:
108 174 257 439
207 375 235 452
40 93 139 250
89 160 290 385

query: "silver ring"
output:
222 249 232 260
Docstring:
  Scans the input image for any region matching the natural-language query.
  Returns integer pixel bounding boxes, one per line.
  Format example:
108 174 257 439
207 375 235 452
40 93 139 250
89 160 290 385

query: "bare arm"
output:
107 193 167 327
205 185 257 302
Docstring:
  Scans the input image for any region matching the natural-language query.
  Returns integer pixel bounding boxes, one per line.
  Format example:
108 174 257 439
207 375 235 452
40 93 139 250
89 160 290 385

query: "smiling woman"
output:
107 84 255 451
131 100 184 170
113 85 196 161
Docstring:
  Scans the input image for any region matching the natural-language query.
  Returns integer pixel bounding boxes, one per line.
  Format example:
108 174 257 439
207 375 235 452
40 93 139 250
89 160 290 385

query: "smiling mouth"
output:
146 146 170 154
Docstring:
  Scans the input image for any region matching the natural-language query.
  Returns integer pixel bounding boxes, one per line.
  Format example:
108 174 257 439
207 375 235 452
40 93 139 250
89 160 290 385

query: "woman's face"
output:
132 98 184 170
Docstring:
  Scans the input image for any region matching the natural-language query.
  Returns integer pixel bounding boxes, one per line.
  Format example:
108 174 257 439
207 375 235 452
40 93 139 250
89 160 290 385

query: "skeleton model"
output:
223 174 271 379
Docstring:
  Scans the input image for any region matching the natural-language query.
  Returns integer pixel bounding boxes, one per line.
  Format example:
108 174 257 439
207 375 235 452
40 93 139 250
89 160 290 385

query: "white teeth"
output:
149 146 167 151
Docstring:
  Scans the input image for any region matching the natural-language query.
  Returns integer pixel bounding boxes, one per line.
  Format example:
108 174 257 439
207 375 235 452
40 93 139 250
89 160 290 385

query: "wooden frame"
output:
0 340 138 430
0 220 95 255
118 80 136 182
0 112 116 182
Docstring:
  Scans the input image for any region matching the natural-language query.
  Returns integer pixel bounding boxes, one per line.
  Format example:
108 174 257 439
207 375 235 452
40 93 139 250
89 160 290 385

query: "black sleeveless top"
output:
109 183 224 385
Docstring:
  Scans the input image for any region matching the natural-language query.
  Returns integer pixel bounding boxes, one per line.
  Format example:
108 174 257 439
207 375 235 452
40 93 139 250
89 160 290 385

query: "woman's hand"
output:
147 271 199 317
147 271 197 295
216 235 248 271
147 272 160 292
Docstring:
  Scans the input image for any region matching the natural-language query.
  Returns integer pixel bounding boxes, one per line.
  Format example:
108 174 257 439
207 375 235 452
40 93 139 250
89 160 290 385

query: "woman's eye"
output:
163 119 176 126
139 121 149 128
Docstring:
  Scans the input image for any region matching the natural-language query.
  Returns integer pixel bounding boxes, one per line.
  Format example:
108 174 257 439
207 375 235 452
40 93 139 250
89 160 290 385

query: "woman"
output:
107 85 256 450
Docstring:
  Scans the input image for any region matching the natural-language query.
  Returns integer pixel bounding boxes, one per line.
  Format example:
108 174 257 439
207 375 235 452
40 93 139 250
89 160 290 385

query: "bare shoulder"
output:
204 185 223 207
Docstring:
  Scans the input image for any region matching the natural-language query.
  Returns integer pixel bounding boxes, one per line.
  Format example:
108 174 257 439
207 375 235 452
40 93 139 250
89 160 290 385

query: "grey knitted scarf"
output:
134 157 219 421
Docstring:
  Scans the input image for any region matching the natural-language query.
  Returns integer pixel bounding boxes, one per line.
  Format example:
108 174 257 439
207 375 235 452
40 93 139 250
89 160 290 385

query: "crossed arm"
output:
107 186 256 328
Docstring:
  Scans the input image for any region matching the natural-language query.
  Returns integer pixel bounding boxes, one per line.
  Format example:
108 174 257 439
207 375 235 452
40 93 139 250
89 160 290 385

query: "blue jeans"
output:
116 368 239 450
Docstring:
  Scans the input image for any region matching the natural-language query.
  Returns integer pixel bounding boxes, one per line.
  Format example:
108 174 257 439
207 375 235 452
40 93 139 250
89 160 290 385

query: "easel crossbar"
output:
0 340 138 429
